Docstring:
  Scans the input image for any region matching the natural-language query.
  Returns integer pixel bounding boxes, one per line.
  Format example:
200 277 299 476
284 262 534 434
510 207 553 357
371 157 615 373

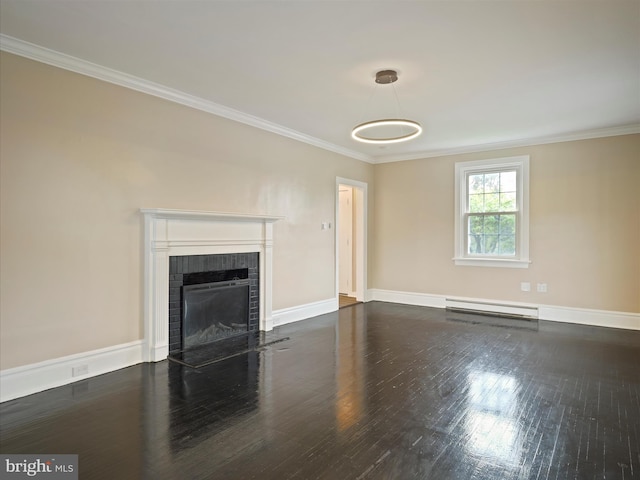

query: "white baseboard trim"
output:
0 340 143 403
367 288 639 331
538 305 640 331
368 289 445 308
272 297 338 327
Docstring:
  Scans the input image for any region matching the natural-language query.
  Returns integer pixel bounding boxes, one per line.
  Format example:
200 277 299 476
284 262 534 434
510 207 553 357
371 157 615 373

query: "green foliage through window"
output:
466 170 517 256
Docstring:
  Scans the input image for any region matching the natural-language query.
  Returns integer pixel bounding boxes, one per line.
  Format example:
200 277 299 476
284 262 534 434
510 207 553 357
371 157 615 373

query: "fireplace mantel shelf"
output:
140 208 285 223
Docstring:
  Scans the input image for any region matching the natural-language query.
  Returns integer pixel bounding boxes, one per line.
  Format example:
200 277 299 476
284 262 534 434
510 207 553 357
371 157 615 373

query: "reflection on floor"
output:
1 302 639 479
168 330 289 368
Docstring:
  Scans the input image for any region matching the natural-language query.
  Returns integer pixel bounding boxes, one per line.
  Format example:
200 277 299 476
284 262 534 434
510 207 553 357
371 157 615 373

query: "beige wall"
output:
2 51 638 372
0 52 374 369
373 135 640 313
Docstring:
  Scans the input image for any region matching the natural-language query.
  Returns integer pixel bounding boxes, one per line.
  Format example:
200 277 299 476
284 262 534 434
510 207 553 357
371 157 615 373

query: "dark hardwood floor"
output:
1 302 639 479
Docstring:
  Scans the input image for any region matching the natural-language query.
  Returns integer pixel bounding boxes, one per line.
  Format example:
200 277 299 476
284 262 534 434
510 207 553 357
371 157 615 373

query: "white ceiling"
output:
1 1 639 163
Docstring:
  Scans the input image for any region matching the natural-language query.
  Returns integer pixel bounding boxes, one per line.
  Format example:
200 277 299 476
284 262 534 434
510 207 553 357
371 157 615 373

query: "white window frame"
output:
454 155 530 268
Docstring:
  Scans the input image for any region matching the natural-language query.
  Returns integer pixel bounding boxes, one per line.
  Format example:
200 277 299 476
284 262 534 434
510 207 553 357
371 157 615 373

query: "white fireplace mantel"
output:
141 208 284 362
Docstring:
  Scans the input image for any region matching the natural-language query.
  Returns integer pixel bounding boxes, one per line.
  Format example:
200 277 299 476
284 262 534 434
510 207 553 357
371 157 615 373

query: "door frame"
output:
336 177 368 303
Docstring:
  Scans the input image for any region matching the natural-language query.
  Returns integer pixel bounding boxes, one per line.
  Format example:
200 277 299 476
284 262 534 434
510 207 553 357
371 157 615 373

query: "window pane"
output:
469 174 484 194
498 235 515 255
468 235 483 254
469 215 484 234
499 214 516 235
500 192 516 211
484 193 500 212
468 172 517 214
484 235 499 254
469 194 484 213
467 214 516 256
500 171 517 192
484 173 500 193
484 215 499 234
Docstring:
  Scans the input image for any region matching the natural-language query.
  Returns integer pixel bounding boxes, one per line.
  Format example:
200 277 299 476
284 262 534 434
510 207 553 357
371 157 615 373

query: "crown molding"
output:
0 34 374 164
372 124 640 163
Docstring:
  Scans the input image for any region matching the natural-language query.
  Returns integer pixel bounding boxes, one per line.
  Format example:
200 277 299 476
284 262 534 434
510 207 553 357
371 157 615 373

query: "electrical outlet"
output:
72 364 89 377
537 283 548 293
520 282 531 292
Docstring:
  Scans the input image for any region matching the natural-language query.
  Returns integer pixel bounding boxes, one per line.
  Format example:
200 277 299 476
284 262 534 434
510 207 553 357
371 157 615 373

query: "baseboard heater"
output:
445 298 539 320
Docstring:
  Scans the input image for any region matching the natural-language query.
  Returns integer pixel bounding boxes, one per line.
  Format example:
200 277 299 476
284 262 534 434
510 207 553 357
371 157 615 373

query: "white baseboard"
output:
0 340 143 403
367 288 639 331
368 289 445 308
272 297 338 327
538 305 640 330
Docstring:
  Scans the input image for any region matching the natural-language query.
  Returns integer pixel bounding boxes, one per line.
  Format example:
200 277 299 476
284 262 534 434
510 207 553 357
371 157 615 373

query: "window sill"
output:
453 257 531 268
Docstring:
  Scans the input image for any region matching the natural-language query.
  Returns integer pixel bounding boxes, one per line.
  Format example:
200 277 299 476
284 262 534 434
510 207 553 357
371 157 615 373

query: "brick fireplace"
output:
141 209 282 362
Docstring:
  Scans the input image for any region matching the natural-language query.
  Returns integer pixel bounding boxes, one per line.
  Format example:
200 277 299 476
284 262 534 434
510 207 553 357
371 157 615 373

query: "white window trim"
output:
454 155 530 268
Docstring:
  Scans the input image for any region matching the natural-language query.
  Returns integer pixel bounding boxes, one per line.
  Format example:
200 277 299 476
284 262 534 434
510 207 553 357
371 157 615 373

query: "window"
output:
454 156 530 268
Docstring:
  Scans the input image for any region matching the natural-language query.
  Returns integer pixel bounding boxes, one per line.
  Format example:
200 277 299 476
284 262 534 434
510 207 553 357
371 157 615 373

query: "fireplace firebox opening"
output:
168 253 260 356
182 271 250 350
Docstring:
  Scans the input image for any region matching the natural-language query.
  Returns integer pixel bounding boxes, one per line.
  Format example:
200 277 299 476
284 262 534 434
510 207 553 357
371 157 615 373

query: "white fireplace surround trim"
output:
141 208 284 362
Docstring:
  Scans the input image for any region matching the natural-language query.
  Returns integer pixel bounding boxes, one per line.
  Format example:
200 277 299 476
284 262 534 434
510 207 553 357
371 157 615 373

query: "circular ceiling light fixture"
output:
351 70 422 145
351 119 423 144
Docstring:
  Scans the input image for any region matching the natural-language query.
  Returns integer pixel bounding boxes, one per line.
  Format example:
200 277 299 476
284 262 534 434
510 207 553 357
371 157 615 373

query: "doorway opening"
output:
336 178 367 308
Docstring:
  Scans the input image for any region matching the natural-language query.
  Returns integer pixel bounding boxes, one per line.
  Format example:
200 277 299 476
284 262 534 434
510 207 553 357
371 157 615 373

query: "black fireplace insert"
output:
182 278 250 350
